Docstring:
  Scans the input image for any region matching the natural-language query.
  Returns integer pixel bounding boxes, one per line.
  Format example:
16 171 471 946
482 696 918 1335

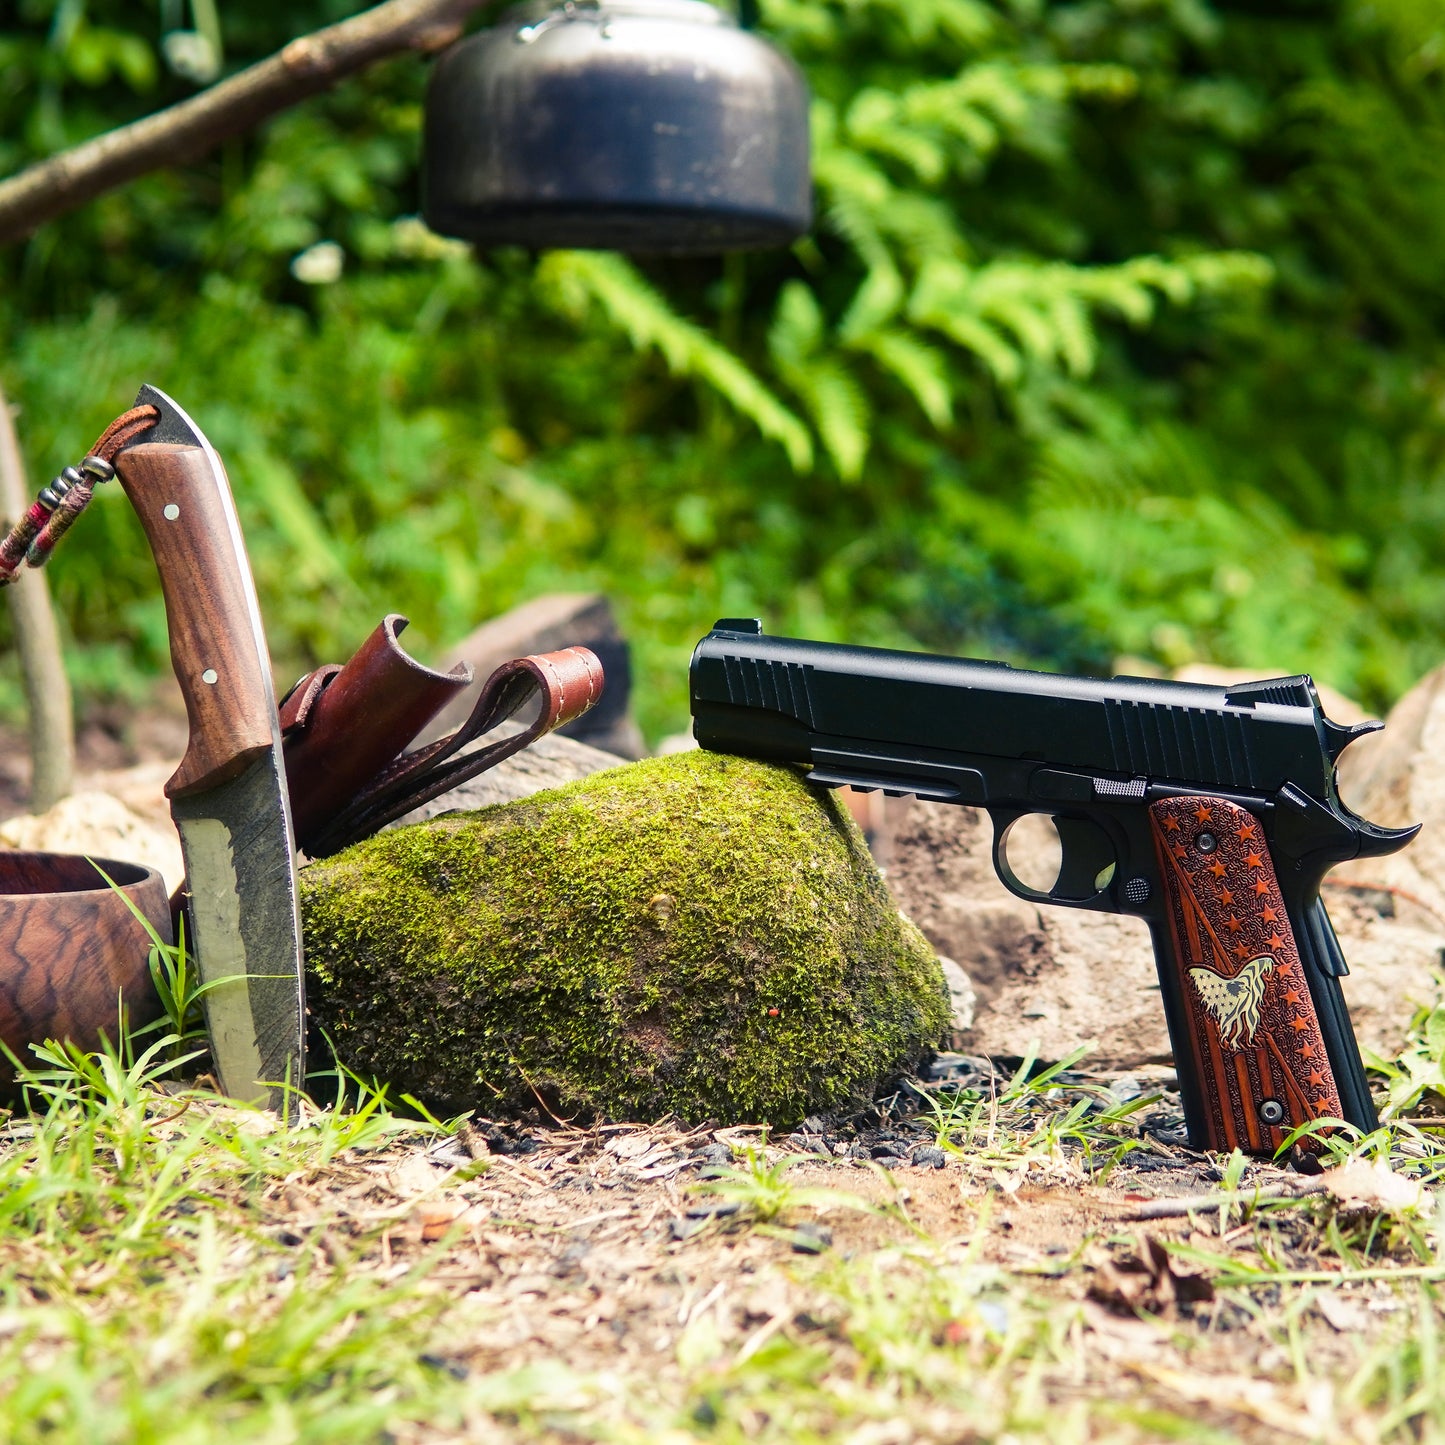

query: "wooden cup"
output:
0 852 170 1090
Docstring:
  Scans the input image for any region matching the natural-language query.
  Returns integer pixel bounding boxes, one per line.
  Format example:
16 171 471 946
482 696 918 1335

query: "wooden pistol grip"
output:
1149 795 1344 1155
114 442 274 799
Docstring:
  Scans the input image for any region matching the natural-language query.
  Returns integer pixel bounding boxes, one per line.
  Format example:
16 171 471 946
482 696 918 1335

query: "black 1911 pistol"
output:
689 618 1420 1155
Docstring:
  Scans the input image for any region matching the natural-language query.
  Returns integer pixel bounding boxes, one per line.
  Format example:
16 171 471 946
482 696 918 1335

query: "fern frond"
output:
768 281 827 368
847 89 952 183
801 362 873 481
540 252 814 471
768 283 872 479
837 263 906 341
910 251 1269 384
850 330 955 427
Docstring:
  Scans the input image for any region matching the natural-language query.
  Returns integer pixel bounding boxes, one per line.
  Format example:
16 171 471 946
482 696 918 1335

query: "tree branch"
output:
0 0 491 248
0 384 75 811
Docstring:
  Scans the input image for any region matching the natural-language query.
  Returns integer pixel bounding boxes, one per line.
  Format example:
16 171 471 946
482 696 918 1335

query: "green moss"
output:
299 751 947 1124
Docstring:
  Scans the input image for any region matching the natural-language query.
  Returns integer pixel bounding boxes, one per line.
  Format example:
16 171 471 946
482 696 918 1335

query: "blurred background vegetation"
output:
3 0 1445 742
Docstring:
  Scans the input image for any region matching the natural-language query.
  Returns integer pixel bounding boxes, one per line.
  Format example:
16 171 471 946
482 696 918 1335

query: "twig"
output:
0 0 495 247
1324 877 1445 929
0 384 74 809
1122 1183 1326 1220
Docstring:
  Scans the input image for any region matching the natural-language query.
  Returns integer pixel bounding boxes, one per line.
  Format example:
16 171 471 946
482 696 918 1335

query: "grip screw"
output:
1258 1098 1285 1126
1196 832 1218 853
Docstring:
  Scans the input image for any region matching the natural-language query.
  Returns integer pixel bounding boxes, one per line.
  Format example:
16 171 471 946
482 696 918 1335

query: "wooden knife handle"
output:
114 442 274 799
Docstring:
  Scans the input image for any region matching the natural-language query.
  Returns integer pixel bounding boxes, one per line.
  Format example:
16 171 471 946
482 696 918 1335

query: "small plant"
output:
917 1041 1155 1179
691 1147 876 1228
919 1084 987 1150
1368 1005 1445 1121
90 859 220 1064
1221 1147 1249 1192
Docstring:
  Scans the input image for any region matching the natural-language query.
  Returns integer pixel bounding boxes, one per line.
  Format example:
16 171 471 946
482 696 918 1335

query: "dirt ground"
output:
252 1097 1415 1441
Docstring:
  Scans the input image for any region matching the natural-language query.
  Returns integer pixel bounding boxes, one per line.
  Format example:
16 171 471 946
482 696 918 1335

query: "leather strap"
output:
280 615 604 859
277 664 341 735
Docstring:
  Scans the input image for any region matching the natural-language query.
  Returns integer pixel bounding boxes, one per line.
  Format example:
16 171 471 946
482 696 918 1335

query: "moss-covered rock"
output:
300 751 947 1124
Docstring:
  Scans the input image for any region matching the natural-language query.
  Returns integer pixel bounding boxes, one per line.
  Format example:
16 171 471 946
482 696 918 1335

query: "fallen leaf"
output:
1315 1292 1372 1333
414 1197 472 1241
1128 1362 1322 1438
1080 1300 1166 1360
1320 1160 1433 1217
1087 1234 1214 1317
606 1133 656 1161
388 1152 446 1200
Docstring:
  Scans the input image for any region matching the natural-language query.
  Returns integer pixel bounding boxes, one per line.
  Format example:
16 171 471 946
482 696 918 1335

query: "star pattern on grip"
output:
1151 793 1342 1143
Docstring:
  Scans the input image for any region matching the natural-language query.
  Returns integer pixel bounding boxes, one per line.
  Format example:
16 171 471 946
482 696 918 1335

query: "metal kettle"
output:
422 0 811 253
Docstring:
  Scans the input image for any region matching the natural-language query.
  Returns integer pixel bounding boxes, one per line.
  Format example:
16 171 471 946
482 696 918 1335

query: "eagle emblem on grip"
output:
1188 955 1275 1051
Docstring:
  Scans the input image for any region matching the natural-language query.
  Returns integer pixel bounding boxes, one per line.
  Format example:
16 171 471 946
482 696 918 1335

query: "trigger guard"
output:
990 809 1117 905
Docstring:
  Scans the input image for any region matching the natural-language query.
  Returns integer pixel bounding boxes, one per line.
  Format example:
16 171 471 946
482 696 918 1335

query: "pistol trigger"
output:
1054 815 1117 901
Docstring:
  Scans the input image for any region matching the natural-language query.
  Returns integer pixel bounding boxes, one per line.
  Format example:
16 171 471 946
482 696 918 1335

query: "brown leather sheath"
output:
280 615 604 859
280 615 472 851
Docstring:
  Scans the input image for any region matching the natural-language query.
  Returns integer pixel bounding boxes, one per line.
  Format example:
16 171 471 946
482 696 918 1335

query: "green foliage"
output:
0 1032 464 1443
918 1040 1156 1177
690 1146 879 1225
3 1 1445 737
1368 1003 1445 1120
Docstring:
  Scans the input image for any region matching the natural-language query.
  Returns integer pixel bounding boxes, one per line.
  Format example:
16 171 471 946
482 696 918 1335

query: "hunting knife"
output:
113 385 305 1110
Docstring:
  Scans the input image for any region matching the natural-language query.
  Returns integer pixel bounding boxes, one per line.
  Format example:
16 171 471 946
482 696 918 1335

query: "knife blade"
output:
113 385 305 1110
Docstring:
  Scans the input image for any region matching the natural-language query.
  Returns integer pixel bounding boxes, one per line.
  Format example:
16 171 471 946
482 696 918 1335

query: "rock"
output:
0 790 185 895
391 729 627 826
881 785 1442 1069
1334 661 1445 918
937 955 977 1041
74 760 176 831
300 750 947 1123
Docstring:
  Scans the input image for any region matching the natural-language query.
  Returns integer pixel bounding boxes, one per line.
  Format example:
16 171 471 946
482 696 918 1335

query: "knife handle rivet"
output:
163 504 180 521
202 669 218 685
